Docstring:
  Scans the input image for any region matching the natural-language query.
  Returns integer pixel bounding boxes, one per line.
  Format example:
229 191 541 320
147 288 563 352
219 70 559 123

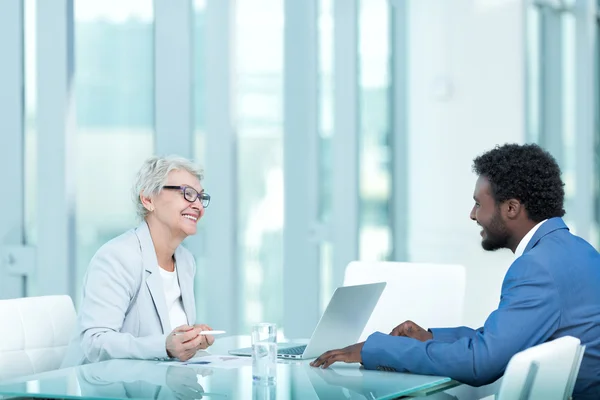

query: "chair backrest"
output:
497 336 584 400
0 295 76 380
565 343 585 399
343 261 466 341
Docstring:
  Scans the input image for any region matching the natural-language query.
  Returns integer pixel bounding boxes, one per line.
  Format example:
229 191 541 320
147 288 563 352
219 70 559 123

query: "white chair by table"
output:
343 261 466 341
0 295 76 380
496 335 585 400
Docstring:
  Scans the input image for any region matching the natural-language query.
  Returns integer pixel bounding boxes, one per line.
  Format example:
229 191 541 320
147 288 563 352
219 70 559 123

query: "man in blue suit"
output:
311 144 600 398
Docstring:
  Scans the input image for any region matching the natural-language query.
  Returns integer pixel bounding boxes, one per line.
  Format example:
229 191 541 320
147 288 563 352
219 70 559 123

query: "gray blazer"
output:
62 221 197 367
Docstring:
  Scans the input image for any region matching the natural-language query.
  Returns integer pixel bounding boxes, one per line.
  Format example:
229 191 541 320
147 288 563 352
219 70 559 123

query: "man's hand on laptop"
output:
389 320 432 342
310 342 365 368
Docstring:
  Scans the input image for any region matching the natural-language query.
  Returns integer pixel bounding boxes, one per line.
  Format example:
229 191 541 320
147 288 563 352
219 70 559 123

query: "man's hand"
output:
310 342 365 369
389 320 432 342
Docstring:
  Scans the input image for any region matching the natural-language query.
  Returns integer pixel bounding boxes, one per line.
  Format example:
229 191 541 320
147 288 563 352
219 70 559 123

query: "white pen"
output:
199 330 226 335
173 330 226 336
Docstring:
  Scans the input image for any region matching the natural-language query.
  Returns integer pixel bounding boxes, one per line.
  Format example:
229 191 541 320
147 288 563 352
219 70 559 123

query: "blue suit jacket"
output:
361 218 600 397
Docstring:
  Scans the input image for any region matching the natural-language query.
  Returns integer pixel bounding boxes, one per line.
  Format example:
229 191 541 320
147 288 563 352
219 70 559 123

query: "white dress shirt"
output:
159 265 188 330
514 219 548 258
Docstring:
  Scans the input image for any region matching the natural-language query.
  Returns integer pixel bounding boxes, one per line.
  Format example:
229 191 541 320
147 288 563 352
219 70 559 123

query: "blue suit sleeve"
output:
429 326 483 343
360 257 560 386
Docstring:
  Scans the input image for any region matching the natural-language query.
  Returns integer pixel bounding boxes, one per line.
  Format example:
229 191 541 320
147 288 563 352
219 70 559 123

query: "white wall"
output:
406 0 526 327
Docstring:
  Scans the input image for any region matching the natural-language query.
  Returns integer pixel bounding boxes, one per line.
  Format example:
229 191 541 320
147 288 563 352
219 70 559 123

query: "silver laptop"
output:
229 282 386 359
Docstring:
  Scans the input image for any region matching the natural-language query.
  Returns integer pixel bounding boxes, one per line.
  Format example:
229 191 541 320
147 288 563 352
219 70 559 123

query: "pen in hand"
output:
174 330 227 336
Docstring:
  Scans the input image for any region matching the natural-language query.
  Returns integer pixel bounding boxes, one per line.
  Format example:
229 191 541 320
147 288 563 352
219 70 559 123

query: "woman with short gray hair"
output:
62 155 215 366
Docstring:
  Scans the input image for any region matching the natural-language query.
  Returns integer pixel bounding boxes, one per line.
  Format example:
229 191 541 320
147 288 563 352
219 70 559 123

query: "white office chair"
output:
343 261 466 341
497 336 585 400
0 295 76 380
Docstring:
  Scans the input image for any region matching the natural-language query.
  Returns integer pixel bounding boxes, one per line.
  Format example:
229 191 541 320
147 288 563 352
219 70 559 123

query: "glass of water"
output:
252 380 277 400
251 323 277 383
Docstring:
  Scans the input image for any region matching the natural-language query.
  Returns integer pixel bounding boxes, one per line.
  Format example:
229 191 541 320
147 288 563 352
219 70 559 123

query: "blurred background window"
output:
3 0 598 337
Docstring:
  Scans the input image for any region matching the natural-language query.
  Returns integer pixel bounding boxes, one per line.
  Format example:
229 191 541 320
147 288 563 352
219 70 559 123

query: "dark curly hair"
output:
472 143 565 222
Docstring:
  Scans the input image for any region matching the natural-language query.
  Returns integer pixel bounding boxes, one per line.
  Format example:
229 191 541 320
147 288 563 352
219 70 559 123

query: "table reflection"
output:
304 364 455 400
77 359 216 399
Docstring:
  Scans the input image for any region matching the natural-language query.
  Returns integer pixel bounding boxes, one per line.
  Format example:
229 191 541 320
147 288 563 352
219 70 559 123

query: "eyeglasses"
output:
162 185 211 208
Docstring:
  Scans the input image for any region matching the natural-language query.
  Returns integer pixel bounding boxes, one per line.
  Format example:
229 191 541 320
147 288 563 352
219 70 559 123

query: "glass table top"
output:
0 336 454 400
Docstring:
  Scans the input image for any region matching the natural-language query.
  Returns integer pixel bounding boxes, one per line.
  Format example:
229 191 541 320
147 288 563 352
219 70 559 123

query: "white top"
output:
159 265 188 330
514 219 548 259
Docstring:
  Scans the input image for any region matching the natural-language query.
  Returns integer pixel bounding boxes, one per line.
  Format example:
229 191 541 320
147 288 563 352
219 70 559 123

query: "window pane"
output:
595 16 600 249
358 0 392 261
526 6 541 143
74 1 154 304
194 0 207 163
318 0 334 312
561 12 577 228
193 0 208 323
236 0 284 332
319 0 334 223
527 6 598 247
24 0 37 246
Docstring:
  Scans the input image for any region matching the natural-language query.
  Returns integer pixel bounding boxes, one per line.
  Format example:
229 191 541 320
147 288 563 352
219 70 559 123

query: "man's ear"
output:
504 199 522 220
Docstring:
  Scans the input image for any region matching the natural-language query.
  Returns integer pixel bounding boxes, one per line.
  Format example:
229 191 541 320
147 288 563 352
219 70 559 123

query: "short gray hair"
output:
132 155 204 220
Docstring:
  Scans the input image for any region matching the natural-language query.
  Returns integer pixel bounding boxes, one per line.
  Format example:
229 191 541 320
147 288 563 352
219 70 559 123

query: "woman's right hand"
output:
166 325 208 361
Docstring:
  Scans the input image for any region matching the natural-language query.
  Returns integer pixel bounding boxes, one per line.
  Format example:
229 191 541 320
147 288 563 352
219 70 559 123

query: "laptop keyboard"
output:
278 345 306 355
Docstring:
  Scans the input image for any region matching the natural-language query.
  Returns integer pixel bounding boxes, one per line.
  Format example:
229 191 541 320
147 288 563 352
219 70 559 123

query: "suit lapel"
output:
136 221 170 333
523 217 569 254
175 246 196 326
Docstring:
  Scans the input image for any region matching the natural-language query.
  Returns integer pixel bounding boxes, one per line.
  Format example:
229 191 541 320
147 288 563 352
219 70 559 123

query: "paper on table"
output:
159 355 252 370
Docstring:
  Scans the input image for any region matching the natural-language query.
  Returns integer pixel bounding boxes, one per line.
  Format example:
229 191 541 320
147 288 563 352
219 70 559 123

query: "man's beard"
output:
481 210 510 251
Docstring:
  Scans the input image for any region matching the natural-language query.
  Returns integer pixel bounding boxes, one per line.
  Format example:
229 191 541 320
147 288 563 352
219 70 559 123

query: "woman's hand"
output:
194 324 215 349
166 325 209 361
166 366 206 399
